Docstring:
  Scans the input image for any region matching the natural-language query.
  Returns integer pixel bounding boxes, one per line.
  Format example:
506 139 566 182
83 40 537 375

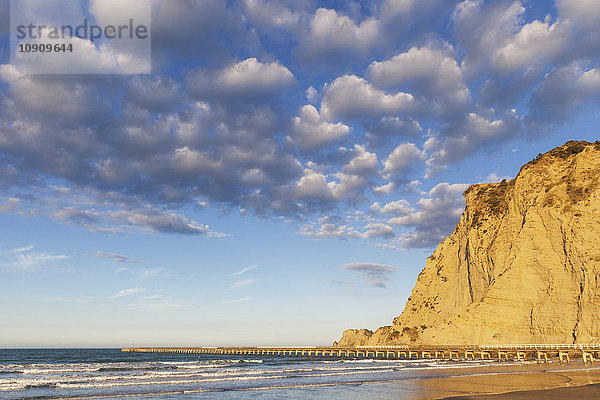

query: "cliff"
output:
336 140 600 346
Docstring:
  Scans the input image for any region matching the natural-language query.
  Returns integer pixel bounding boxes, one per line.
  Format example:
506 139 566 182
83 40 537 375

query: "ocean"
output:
0 348 529 399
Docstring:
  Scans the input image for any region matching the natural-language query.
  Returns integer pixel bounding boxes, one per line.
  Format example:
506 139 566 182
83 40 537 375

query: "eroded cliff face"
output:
337 141 600 346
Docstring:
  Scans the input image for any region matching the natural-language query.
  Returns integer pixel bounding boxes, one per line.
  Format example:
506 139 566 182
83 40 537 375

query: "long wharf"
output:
122 344 600 364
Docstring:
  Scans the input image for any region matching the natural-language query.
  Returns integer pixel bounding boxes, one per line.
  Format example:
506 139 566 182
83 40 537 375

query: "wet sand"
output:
414 362 600 399
441 383 600 399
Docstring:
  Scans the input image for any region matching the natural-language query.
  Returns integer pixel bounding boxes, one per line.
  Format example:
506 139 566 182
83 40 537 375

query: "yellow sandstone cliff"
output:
336 140 600 346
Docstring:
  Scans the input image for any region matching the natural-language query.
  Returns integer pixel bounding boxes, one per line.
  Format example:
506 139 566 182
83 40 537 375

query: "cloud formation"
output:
320 75 414 120
368 45 470 112
16 253 68 271
230 264 258 276
112 287 145 298
2 246 68 272
233 279 257 289
1 1 599 250
217 58 295 96
298 8 382 65
96 251 146 264
290 105 350 150
342 262 398 288
0 197 19 213
390 183 470 247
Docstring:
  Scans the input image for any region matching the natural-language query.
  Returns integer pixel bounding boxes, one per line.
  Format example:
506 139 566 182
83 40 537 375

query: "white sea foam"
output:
2 364 410 392
0 361 409 392
0 353 537 397
0 360 241 376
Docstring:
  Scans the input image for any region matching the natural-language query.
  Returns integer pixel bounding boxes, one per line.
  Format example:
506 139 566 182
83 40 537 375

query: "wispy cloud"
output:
329 279 355 286
112 287 145 298
342 262 399 288
10 247 68 271
96 251 147 264
230 264 257 276
12 245 34 253
0 246 68 272
116 266 164 278
51 204 223 236
216 297 254 305
233 278 257 289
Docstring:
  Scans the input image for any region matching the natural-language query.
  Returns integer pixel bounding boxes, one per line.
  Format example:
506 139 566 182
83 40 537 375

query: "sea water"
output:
0 348 520 399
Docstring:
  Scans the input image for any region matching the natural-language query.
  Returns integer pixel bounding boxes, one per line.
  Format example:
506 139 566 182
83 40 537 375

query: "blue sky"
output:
0 0 599 347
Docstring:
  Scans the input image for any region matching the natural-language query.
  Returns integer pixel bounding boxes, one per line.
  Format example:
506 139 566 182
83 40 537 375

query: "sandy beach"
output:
414 362 600 399
442 384 600 399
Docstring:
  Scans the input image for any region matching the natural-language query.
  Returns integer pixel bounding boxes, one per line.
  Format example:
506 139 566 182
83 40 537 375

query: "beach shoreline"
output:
413 362 600 399
441 383 600 399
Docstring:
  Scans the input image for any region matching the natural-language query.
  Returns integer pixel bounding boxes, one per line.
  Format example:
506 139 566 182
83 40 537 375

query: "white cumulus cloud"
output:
321 75 414 120
218 58 295 94
291 105 350 150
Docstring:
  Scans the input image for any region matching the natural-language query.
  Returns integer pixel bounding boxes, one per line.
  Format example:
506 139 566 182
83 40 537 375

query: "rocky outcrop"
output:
334 329 373 347
337 141 600 346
